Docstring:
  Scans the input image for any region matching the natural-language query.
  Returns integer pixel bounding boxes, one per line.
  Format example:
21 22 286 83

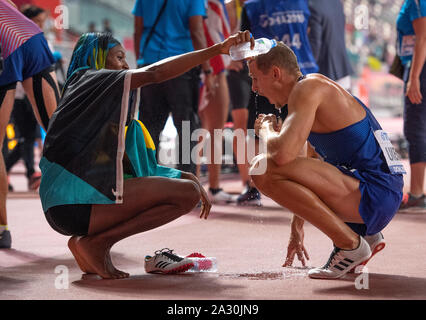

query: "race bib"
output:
374 130 406 174
400 35 416 57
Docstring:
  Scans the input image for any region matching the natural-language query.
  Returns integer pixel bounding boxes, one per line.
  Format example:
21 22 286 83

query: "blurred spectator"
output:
308 0 353 91
4 5 53 192
21 5 48 29
132 0 213 175
397 0 426 210
225 0 263 206
103 18 113 34
198 0 235 204
4 83 42 191
0 0 60 248
88 22 96 33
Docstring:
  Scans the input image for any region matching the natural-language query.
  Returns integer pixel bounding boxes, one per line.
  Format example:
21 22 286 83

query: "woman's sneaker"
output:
348 232 385 273
144 248 194 274
308 237 371 279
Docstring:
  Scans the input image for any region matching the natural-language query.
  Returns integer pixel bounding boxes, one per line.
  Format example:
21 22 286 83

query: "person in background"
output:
88 22 97 33
0 0 60 249
397 0 426 211
4 5 52 192
133 0 214 175
198 0 236 204
225 0 262 206
103 19 113 35
308 0 353 91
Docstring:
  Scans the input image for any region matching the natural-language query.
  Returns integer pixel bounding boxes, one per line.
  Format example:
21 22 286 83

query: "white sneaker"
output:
144 248 194 274
308 237 371 279
349 232 385 273
209 189 235 204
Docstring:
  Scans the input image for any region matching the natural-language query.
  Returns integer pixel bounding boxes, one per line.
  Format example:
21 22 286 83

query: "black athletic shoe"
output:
0 230 11 249
237 185 262 206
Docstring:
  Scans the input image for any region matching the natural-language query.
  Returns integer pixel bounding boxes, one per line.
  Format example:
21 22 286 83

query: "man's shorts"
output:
0 33 54 87
337 165 403 235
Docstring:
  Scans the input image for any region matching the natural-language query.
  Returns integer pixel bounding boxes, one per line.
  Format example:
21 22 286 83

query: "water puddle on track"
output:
220 267 312 280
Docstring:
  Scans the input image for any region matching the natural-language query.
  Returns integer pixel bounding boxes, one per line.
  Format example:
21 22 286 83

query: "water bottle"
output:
186 256 218 273
229 37 277 61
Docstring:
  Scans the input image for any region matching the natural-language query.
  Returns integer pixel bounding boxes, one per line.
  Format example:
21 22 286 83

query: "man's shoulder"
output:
294 74 329 92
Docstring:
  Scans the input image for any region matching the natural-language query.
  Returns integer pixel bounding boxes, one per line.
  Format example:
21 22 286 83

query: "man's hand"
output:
220 30 254 55
254 113 280 138
203 72 216 102
406 77 423 104
283 217 309 267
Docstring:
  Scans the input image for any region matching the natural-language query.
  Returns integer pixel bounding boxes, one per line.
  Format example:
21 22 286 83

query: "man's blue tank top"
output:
244 0 318 74
307 97 404 193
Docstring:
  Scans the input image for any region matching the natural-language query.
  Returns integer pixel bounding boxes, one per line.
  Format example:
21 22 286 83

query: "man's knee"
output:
249 157 283 193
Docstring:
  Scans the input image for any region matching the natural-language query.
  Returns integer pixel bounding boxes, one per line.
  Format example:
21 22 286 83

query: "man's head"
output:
67 32 129 80
248 42 301 107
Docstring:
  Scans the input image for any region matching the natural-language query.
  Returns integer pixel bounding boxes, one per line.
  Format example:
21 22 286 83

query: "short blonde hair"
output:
253 42 300 75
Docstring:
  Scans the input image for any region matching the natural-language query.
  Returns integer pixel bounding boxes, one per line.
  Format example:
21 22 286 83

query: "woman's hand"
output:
220 30 254 55
180 172 211 219
198 182 211 219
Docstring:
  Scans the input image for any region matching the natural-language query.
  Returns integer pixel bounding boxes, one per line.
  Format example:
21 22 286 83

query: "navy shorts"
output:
403 63 426 164
337 165 403 235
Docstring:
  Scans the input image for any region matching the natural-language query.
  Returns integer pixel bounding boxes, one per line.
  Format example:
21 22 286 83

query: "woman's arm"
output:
130 31 253 89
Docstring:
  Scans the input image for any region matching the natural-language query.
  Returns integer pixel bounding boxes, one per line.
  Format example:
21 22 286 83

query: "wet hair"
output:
253 42 301 75
66 32 121 81
21 5 45 19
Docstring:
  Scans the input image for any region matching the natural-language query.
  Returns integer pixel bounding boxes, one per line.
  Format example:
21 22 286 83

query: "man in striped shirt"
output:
0 0 60 248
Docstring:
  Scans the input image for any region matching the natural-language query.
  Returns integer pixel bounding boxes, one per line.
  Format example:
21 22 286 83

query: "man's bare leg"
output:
231 108 250 186
199 73 229 189
71 177 201 279
409 162 425 196
251 156 363 250
0 89 16 226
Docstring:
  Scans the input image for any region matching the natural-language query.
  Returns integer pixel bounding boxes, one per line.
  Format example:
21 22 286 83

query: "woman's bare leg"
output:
71 176 201 279
231 108 250 186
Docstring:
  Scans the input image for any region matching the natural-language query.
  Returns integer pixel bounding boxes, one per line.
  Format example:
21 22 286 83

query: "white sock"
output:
0 225 8 234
